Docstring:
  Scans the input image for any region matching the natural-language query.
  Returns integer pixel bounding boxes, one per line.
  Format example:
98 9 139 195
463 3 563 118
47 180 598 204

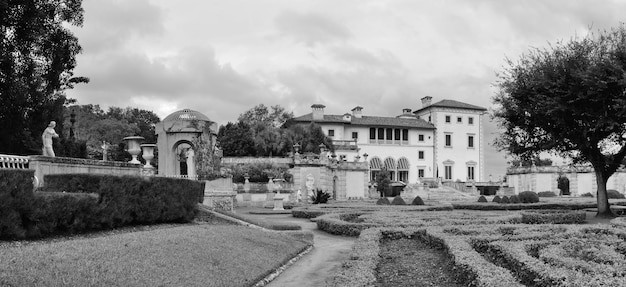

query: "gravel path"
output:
236 208 356 287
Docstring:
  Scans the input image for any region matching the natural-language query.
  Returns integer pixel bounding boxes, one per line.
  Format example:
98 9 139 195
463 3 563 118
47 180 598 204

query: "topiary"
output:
411 196 425 205
310 189 331 204
538 191 557 197
391 196 406 205
607 189 626 199
492 195 502 203
580 192 594 198
509 195 520 203
376 197 390 205
518 191 539 203
500 196 510 204
477 195 487 203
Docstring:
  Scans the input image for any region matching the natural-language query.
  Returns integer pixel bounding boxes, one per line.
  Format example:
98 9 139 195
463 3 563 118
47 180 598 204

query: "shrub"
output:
29 192 100 236
492 195 501 203
310 189 331 204
390 196 406 205
521 210 586 224
580 192 594 197
500 196 510 204
225 162 292 183
412 196 425 205
0 169 35 239
376 197 390 205
477 195 487 203
607 189 625 199
518 191 540 203
538 191 556 197
509 195 520 204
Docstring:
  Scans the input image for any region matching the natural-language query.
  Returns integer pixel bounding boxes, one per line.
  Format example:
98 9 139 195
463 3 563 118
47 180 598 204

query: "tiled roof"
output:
292 113 435 129
415 99 487 113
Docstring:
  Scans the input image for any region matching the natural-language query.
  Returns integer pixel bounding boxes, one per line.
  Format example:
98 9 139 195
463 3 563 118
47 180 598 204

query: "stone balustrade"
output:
0 154 30 169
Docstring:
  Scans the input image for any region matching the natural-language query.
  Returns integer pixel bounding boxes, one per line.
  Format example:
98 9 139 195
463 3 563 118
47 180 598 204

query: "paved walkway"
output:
234 207 356 287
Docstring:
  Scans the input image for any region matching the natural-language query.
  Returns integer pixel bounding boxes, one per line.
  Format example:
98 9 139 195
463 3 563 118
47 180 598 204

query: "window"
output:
394 129 401 141
378 128 384 140
418 134 424 142
445 165 452 180
418 169 425 178
402 129 409 141
445 134 452 147
369 128 376 140
468 135 474 148
418 151 424 159
445 115 451 123
457 117 462 123
328 129 335 137
467 166 475 180
468 117 474 125
386 128 393 140
352 132 358 139
399 171 408 183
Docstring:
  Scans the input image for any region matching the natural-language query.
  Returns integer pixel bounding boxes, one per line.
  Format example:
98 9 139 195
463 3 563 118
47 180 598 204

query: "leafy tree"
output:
375 168 392 198
493 25 626 217
284 123 334 154
0 0 88 155
508 156 553 167
237 104 293 129
217 121 256 157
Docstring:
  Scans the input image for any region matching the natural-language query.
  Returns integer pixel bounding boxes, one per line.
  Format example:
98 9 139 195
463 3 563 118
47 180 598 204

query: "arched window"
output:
398 157 410 183
384 157 396 181
369 157 382 182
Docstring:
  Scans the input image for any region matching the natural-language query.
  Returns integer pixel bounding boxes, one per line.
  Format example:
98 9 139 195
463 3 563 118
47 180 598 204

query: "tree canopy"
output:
493 24 626 217
0 0 88 155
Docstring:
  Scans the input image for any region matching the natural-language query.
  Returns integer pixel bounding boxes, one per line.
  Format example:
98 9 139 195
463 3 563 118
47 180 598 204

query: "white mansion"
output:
293 96 487 184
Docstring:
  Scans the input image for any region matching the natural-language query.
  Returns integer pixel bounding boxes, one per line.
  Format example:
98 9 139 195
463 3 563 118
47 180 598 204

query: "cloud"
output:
274 10 351 46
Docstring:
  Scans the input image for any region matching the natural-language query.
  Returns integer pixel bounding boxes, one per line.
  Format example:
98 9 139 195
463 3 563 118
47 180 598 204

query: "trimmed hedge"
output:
518 191 539 203
501 196 510 204
29 192 100 235
390 196 406 205
477 196 487 203
412 196 425 205
376 197 390 205
520 210 586 224
509 195 520 204
607 189 625 199
538 191 556 197
0 169 35 238
44 174 204 227
492 195 501 203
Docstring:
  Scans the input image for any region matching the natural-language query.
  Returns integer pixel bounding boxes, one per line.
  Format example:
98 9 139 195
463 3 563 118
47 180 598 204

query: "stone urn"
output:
123 136 145 164
140 144 157 168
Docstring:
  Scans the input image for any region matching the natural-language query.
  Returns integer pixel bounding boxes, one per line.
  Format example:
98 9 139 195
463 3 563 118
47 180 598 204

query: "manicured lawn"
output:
0 224 312 287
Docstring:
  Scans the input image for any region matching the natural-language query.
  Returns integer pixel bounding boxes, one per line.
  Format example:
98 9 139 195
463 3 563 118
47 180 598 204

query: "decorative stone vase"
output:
123 136 144 164
140 144 157 168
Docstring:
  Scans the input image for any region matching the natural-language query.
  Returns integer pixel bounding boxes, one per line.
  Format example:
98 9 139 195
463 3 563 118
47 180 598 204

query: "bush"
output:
29 192 100 236
310 189 331 204
518 191 540 203
509 195 520 204
411 196 425 205
580 192 594 197
492 195 501 203
521 210 586 224
607 189 625 199
390 196 406 205
477 195 487 203
0 169 35 239
376 197 390 205
500 196 510 204
225 162 292 183
538 191 557 197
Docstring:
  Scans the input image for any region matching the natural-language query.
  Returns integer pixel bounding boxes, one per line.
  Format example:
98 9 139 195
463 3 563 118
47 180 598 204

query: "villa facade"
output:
292 97 487 184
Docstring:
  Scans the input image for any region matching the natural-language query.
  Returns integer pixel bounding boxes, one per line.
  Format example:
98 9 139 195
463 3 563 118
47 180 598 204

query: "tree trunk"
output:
594 170 615 218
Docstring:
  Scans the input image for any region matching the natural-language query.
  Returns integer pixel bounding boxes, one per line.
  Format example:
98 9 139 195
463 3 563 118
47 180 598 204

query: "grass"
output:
0 224 312 287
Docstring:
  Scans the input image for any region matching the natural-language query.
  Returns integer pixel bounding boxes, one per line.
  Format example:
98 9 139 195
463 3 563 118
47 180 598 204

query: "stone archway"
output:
173 140 195 178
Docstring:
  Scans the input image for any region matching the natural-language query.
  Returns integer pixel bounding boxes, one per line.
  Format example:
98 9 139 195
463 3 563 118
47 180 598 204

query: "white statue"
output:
186 148 196 178
42 121 59 157
297 189 302 202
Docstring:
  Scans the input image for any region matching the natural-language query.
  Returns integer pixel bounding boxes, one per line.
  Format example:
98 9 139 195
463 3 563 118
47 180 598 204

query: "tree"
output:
508 156 553 167
237 104 294 129
493 25 626 217
0 0 88 155
217 122 256 157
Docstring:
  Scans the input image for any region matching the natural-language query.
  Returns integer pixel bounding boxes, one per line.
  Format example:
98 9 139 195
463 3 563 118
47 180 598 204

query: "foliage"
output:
607 189 626 199
500 196 510 204
217 121 256 157
509 195 520 204
390 196 406 205
310 189 331 204
283 122 334 154
226 162 291 183
580 192 594 197
477 195 488 203
237 104 294 129
518 191 540 203
538 191 557 197
557 175 570 195
191 120 222 181
0 0 88 155
0 170 35 238
493 25 626 216
412 196 425 205
520 210 586 224
375 168 392 197
508 156 553 167
492 195 502 203
376 197 390 205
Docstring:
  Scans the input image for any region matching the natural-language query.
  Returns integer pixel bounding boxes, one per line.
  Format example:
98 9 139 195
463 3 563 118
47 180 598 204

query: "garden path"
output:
235 207 356 287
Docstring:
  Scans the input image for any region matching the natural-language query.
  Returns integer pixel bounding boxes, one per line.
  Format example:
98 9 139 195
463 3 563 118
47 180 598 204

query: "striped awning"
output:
398 157 410 170
384 157 396 170
370 157 382 170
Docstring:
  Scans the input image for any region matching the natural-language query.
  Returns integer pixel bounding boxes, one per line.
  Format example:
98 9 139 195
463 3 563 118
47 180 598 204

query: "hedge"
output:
0 169 35 238
520 210 586 224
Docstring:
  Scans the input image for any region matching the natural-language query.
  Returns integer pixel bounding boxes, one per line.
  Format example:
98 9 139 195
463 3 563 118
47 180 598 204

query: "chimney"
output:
421 96 432 108
311 104 326 121
351 106 363 118
402 108 412 114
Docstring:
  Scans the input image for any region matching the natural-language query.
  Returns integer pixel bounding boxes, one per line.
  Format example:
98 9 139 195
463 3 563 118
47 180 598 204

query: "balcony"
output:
367 139 409 145
332 139 358 151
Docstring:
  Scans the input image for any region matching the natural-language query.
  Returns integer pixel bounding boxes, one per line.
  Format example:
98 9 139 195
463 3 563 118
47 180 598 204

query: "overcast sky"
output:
66 0 626 180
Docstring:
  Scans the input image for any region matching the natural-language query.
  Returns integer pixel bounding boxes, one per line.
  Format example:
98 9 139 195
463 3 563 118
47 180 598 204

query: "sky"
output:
65 0 626 180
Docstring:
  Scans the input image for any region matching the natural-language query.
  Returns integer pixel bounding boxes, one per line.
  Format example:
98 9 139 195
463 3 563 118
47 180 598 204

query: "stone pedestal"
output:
203 191 237 212
273 197 284 211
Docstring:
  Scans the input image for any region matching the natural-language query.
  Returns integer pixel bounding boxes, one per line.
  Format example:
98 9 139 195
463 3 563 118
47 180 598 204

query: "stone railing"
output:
0 154 29 169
